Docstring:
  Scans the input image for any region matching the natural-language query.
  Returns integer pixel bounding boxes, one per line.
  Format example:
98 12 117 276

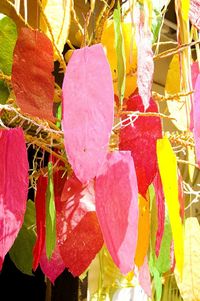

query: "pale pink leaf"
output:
189 0 200 30
193 74 200 167
0 128 29 270
139 257 152 297
190 62 199 130
62 44 114 183
40 243 65 284
95 151 138 274
136 12 154 110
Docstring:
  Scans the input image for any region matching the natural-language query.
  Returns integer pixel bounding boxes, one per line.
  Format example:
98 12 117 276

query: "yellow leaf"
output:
40 0 71 55
182 0 190 21
175 217 200 301
156 137 184 276
165 54 188 131
187 146 195 182
135 194 150 268
101 21 137 98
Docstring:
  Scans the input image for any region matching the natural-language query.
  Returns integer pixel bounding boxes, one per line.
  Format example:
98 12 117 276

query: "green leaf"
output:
0 80 9 103
151 9 163 43
113 4 126 104
46 161 56 260
9 200 36 276
0 15 17 75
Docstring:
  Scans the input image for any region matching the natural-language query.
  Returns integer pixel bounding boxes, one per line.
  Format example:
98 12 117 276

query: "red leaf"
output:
40 243 65 284
95 151 138 274
153 172 165 257
119 95 162 197
189 0 200 30
62 44 114 183
0 128 29 270
56 175 103 276
12 28 55 121
33 175 47 271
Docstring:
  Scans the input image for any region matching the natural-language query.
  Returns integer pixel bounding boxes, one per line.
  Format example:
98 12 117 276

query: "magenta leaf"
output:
193 74 200 167
0 128 29 270
95 151 138 274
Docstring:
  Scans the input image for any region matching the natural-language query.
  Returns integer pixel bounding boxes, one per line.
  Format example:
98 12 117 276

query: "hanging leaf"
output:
40 243 65 284
156 137 184 275
187 146 196 182
119 95 162 197
135 195 150 267
40 0 71 55
46 162 56 260
155 212 172 274
95 151 138 274
175 217 200 301
0 16 17 75
0 81 9 104
181 0 190 21
139 257 152 297
56 175 103 276
193 74 200 168
190 62 199 131
0 128 29 270
113 5 126 102
12 27 55 121
33 175 47 271
165 54 188 131
178 170 184 222
189 0 200 30
62 44 114 183
136 12 154 110
9 200 36 276
101 21 137 98
153 171 165 257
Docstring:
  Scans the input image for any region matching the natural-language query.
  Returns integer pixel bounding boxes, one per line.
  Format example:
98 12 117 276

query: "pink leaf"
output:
40 243 65 284
190 62 199 130
56 175 103 276
0 128 29 270
178 170 184 222
139 257 152 297
62 44 114 183
119 95 162 197
95 151 138 274
136 14 154 110
153 172 165 258
33 175 47 271
189 0 200 30
12 28 55 121
193 74 200 167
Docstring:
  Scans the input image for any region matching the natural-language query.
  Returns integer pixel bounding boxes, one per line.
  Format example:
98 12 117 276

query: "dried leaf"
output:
136 19 154 110
165 54 188 131
62 44 114 183
40 0 71 55
46 162 56 260
113 5 126 102
95 151 138 274
33 175 47 271
9 200 36 276
12 27 55 121
56 175 103 276
119 95 162 197
101 21 137 98
40 243 65 284
156 137 184 275
0 128 29 270
135 195 150 267
153 171 165 257
175 217 200 301
0 16 17 75
193 74 200 167
189 0 200 30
